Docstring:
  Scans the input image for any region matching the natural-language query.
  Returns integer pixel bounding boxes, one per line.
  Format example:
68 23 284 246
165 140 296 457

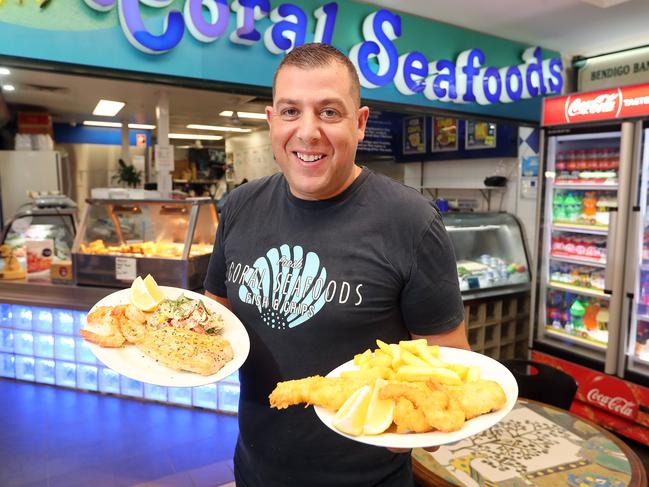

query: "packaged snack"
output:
25 239 53 280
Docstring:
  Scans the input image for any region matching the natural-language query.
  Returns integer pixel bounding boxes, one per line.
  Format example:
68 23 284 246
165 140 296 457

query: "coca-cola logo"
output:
583 374 638 420
565 90 622 122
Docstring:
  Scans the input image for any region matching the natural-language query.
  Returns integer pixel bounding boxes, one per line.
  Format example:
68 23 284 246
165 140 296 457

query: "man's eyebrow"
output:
274 97 346 106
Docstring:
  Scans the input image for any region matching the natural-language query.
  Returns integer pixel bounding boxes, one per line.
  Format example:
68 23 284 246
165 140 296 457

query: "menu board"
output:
431 117 458 152
357 110 395 154
466 120 497 150
402 116 427 154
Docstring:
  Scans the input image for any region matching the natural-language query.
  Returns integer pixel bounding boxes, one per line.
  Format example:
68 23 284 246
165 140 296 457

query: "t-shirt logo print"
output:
237 244 327 330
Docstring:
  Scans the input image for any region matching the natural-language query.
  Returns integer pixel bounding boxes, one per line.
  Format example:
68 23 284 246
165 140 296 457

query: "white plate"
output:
314 347 518 448
86 286 250 388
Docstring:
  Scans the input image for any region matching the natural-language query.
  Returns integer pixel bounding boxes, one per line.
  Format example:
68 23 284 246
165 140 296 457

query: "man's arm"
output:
411 321 470 350
205 290 230 310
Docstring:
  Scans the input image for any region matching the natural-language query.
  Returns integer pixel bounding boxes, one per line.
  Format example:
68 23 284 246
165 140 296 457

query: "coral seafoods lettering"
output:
82 0 563 105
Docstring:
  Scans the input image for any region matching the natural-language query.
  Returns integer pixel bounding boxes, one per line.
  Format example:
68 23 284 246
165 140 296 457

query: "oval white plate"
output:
314 347 518 448
86 286 250 387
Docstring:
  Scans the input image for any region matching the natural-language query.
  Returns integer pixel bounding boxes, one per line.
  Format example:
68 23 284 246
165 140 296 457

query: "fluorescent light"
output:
84 121 121 128
169 133 223 140
128 123 156 130
83 121 156 129
187 124 251 133
2 84 15 92
0 68 10 76
93 99 125 116
219 110 267 120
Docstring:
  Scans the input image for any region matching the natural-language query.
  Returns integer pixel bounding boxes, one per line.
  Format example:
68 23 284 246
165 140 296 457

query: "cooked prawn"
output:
80 305 126 347
118 304 150 343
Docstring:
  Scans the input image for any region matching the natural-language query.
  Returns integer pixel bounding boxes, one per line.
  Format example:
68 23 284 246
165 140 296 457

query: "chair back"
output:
501 359 578 410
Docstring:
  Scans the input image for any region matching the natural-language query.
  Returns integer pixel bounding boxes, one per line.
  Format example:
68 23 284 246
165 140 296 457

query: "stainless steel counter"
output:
0 280 118 310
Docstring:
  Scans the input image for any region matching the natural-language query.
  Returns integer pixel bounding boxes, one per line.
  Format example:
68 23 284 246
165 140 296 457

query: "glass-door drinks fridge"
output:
532 83 649 445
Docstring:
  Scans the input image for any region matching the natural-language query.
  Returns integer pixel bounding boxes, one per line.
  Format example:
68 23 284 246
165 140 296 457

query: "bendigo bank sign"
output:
83 0 564 106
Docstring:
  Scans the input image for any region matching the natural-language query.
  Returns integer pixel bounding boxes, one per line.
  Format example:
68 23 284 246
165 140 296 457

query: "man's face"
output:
266 62 369 201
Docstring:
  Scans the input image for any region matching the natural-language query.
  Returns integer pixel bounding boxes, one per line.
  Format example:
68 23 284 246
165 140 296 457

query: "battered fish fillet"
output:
446 380 507 420
136 327 233 376
380 381 466 432
269 376 376 411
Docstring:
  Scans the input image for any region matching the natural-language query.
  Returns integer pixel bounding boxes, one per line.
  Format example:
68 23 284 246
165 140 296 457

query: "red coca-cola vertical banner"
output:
542 82 649 126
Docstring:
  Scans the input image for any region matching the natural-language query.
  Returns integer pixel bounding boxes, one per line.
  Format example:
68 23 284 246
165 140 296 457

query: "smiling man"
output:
205 43 468 487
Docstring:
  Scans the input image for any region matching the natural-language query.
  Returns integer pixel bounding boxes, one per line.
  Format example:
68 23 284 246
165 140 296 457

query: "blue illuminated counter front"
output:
0 281 240 413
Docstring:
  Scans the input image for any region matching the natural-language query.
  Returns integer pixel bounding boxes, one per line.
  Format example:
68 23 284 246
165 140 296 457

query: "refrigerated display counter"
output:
443 212 531 360
72 197 218 290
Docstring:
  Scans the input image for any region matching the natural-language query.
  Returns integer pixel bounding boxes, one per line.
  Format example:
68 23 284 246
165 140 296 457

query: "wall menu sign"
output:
465 120 496 150
542 82 649 126
431 117 458 152
357 110 395 154
0 0 563 121
403 116 426 154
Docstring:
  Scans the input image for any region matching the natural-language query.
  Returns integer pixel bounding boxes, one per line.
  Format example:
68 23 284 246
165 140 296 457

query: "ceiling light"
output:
0 68 10 75
219 110 267 120
93 99 125 117
84 121 121 128
128 123 156 130
83 121 156 129
2 85 15 92
168 133 223 140
187 124 251 133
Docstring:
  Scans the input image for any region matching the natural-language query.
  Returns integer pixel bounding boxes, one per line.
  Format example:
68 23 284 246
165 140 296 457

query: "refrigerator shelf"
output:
548 281 609 299
544 326 608 350
554 183 619 190
635 313 649 322
550 254 607 268
552 223 609 235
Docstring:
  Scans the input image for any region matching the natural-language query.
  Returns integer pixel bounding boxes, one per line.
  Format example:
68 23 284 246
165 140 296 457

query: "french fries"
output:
352 339 481 385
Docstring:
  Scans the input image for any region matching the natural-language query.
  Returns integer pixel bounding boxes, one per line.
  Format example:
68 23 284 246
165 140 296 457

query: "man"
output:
205 43 468 487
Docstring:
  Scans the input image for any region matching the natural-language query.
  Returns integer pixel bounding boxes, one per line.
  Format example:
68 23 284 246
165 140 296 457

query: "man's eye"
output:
321 109 339 119
281 108 299 118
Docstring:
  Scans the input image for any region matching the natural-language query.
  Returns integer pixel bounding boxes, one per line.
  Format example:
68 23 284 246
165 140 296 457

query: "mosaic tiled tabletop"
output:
412 399 644 487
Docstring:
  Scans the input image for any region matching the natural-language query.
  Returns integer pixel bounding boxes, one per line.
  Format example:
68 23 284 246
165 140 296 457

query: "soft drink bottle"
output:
564 193 578 222
584 301 600 331
570 298 586 330
583 192 597 224
553 192 566 222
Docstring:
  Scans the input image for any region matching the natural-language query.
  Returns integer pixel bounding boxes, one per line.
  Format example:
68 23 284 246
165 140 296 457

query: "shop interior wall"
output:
56 143 147 212
225 131 279 185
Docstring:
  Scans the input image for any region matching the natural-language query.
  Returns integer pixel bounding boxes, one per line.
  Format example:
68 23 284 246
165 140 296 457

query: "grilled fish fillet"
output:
136 327 233 376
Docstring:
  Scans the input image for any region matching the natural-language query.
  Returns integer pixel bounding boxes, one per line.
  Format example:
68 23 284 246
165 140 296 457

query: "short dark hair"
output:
272 43 361 106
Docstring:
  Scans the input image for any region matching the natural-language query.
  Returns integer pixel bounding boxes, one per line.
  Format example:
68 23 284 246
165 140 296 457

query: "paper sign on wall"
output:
115 257 137 281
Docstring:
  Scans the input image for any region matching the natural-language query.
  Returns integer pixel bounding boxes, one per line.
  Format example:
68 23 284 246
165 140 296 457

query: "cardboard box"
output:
51 260 73 284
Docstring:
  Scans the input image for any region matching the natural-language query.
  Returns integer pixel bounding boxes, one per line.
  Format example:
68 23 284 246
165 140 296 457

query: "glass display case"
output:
0 208 77 274
72 198 218 289
442 212 531 298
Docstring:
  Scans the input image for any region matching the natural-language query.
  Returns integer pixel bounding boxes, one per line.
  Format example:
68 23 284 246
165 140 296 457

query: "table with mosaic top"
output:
412 399 646 487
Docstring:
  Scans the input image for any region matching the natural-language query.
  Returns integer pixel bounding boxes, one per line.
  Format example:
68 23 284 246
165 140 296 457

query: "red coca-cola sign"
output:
583 374 638 420
542 82 649 125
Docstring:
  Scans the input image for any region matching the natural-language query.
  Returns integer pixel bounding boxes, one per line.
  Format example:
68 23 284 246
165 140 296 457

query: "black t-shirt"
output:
205 168 464 487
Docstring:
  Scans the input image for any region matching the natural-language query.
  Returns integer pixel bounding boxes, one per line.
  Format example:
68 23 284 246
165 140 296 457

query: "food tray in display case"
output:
72 198 217 289
442 212 531 299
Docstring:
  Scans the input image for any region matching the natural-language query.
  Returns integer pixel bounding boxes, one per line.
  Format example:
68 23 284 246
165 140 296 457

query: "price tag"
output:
115 257 137 281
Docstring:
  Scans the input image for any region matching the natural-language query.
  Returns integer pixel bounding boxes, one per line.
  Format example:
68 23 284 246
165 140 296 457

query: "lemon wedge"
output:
130 275 164 311
363 378 395 435
332 385 372 436
143 274 164 303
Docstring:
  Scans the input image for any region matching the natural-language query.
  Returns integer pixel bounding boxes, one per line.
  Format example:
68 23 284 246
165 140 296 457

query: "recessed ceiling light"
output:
219 110 267 120
0 68 10 76
187 124 251 133
581 0 630 7
2 84 15 92
93 99 126 117
83 121 156 129
168 133 223 140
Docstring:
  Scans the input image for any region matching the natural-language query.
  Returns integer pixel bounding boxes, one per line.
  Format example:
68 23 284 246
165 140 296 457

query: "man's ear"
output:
357 106 370 141
265 106 273 128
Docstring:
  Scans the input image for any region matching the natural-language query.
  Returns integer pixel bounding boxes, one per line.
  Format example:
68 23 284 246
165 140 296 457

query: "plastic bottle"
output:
583 192 597 224
564 193 578 222
570 298 586 331
596 307 609 331
596 199 609 227
584 301 600 331
553 192 566 222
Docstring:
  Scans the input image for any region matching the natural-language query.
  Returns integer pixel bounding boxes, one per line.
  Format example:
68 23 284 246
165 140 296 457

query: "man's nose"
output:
296 112 321 144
